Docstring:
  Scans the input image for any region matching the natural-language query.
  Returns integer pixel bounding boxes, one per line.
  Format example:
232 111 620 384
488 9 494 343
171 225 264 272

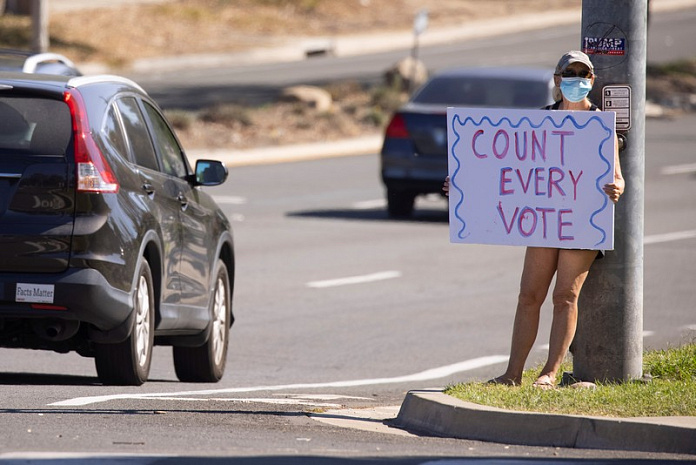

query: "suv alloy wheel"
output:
94 260 155 386
173 260 230 382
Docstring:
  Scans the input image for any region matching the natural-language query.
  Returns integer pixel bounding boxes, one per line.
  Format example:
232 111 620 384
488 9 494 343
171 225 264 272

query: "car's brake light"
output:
384 113 410 138
64 90 119 193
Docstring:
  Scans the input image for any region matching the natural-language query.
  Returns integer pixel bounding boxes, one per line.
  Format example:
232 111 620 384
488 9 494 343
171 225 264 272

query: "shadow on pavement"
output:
0 372 173 386
286 208 448 224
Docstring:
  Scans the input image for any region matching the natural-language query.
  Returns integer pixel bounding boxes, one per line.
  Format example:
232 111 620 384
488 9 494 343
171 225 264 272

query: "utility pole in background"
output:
573 0 648 382
31 0 49 52
408 9 428 94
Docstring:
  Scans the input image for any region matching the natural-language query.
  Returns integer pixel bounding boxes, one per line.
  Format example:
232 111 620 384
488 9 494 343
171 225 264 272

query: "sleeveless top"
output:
544 101 598 111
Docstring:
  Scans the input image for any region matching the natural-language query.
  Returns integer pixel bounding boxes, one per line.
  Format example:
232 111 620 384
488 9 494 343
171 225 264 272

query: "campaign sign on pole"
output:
447 107 616 249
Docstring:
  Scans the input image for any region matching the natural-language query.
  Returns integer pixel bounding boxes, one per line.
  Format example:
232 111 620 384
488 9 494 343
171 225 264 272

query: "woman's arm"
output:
603 134 625 203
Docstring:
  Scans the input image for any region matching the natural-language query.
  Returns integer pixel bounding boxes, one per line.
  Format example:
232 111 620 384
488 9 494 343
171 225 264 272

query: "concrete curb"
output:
394 390 696 455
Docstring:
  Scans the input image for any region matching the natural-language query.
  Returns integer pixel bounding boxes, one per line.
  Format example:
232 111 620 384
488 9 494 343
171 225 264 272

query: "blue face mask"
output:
560 77 593 102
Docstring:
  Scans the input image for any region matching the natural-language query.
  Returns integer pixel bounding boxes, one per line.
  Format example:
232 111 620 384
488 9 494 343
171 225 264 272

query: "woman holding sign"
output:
443 51 624 389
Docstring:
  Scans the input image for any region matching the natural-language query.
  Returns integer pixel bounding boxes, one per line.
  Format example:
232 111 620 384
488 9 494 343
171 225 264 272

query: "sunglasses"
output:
559 70 593 78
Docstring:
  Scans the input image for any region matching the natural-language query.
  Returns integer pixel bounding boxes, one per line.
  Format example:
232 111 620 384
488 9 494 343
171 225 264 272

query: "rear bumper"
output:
0 268 132 331
382 176 447 194
381 145 447 195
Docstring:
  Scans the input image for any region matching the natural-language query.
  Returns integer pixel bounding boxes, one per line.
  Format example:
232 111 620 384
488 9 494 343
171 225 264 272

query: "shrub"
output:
200 104 253 127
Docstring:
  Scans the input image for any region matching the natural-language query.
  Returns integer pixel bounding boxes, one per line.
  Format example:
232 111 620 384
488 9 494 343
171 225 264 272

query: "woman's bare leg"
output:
494 247 558 385
537 249 597 384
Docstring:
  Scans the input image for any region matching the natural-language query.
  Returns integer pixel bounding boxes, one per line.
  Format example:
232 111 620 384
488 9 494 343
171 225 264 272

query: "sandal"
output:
487 376 518 386
532 374 557 390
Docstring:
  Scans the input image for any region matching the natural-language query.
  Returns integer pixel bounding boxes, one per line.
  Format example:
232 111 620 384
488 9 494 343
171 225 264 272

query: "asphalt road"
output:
0 112 694 464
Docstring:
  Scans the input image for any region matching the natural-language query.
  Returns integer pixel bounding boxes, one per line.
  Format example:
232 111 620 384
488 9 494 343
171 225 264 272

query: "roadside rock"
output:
384 56 428 91
281 85 333 113
570 381 598 390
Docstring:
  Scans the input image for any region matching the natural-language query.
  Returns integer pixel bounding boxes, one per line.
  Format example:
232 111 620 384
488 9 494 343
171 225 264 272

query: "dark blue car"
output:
380 67 555 218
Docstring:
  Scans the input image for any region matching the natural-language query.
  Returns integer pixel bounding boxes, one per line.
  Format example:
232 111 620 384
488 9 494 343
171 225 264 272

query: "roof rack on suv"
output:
22 52 78 73
67 75 146 94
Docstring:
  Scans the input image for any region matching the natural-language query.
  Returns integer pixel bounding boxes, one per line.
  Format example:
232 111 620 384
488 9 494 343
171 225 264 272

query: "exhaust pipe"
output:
32 319 80 342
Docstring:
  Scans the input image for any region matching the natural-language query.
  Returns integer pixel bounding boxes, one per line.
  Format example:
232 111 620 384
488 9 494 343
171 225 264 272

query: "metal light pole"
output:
31 0 49 53
573 0 647 382
408 9 428 94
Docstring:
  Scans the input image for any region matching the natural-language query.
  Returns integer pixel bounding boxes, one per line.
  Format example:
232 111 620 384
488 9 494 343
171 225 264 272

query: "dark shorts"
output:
570 249 605 260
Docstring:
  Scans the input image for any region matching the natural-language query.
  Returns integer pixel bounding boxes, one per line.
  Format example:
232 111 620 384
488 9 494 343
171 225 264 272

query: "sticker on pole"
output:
583 36 626 56
603 85 631 131
447 107 616 250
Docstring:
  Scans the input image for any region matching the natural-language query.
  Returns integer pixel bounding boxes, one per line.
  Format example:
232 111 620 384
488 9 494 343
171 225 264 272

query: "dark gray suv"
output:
0 73 234 385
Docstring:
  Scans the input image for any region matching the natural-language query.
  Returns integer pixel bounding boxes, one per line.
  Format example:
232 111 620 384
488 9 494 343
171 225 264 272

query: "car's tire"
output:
94 260 155 386
387 188 416 218
173 260 230 383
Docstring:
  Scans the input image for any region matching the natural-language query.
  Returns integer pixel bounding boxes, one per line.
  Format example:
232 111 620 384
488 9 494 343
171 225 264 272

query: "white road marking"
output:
307 270 401 288
351 195 444 211
49 355 508 407
311 405 415 437
212 195 247 204
644 229 696 244
286 394 372 401
661 163 696 175
352 199 386 210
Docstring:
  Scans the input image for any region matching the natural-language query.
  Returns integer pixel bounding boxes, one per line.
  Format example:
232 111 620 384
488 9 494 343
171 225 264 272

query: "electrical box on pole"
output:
573 0 647 382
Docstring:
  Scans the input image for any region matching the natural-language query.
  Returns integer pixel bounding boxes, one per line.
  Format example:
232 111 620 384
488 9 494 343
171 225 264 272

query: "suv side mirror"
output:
193 159 228 186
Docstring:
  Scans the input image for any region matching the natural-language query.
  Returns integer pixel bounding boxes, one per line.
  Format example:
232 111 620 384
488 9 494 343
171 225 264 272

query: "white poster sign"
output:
447 107 616 249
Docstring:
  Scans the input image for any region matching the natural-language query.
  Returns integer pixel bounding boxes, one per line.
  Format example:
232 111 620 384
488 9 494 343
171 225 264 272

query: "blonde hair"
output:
552 85 562 102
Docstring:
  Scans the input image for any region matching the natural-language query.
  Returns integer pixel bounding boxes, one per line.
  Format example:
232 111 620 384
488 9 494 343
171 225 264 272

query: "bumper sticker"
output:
16 283 55 304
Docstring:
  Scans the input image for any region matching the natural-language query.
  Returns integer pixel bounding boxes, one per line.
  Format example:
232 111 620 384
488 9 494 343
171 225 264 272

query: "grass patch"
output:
445 343 696 418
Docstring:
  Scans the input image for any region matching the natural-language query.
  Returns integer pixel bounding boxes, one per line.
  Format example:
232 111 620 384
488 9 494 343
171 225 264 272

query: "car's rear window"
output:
412 76 551 108
0 97 72 155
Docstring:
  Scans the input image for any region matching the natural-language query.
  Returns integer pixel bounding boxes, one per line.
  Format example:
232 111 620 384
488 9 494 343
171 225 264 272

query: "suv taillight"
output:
64 90 119 193
384 113 410 139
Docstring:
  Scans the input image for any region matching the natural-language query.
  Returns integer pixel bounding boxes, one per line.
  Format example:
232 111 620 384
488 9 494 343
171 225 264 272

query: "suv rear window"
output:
0 97 71 155
412 76 550 108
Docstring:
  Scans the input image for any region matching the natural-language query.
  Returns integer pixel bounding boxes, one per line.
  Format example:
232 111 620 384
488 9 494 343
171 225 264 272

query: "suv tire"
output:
387 188 416 218
173 260 230 382
94 260 155 386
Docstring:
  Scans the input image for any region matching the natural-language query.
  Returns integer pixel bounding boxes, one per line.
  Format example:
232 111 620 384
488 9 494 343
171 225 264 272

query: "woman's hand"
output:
603 177 625 203
442 176 450 196
605 134 626 204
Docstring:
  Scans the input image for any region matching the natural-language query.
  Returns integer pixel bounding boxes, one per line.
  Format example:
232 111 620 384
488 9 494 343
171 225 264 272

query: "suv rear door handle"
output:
177 193 188 211
142 182 154 195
